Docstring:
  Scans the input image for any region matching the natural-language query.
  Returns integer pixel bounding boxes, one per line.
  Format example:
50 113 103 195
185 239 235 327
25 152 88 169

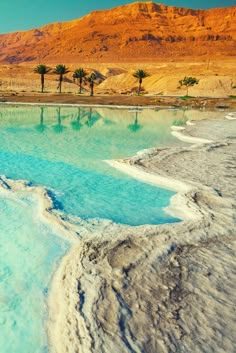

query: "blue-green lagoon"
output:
0 106 183 225
0 105 186 352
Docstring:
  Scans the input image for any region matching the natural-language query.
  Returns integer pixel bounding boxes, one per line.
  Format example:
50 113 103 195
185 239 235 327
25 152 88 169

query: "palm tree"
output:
73 68 87 94
34 65 51 93
87 73 96 96
132 69 149 95
53 65 70 93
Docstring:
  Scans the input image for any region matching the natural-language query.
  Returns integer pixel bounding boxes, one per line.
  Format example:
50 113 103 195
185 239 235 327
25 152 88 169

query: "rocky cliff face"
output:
0 2 235 63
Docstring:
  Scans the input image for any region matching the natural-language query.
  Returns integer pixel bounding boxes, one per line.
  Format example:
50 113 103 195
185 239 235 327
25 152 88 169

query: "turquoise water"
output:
0 195 69 353
0 106 182 225
0 105 183 353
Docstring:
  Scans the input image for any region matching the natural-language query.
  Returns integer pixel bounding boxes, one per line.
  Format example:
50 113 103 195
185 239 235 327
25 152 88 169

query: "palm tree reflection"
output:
35 107 46 133
128 111 142 132
53 107 66 133
71 107 84 131
85 108 101 128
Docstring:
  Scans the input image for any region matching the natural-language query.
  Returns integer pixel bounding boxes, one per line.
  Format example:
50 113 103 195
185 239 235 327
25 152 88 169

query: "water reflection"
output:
85 108 101 128
70 107 84 131
53 108 66 134
172 109 187 127
128 111 142 132
0 106 188 160
35 107 46 133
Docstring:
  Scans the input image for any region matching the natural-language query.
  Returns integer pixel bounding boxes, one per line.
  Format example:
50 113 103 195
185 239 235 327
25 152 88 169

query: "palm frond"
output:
53 64 70 75
73 68 87 79
133 69 149 79
34 64 51 74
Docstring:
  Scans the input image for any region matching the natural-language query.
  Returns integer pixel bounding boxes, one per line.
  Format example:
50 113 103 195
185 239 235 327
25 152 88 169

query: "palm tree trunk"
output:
41 74 45 93
186 85 188 96
138 78 142 95
90 82 94 96
59 74 63 93
79 78 82 94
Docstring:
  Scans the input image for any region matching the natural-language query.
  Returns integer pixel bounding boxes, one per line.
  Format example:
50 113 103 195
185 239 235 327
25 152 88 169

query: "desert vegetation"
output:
0 61 234 99
34 65 51 93
179 76 199 96
73 68 87 94
87 73 97 97
53 64 70 93
133 69 150 95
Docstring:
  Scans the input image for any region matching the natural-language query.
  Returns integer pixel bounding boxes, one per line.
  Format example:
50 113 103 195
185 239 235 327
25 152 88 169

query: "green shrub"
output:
180 95 194 100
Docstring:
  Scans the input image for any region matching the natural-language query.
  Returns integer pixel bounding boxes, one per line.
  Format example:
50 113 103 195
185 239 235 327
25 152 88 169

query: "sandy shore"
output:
45 114 235 353
0 108 235 353
0 92 236 109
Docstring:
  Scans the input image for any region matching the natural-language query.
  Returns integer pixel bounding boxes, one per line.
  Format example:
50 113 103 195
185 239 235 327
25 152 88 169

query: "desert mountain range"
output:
0 2 235 63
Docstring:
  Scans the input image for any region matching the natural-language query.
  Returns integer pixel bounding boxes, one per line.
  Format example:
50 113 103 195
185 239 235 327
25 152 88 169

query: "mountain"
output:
0 2 235 63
